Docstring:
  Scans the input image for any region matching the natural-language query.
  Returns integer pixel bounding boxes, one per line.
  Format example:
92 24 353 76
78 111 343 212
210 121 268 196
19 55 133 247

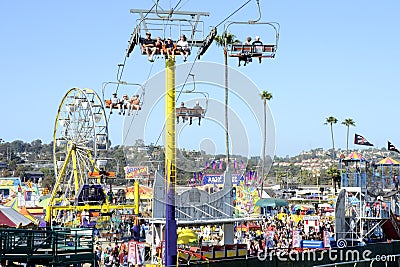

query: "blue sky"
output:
1 1 400 157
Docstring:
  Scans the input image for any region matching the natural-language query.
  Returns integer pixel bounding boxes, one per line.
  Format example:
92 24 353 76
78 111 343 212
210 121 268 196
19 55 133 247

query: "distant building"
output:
24 171 44 184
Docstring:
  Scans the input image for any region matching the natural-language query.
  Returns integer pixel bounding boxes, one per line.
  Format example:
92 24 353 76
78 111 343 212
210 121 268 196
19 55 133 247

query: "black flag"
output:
354 133 373 146
388 141 400 153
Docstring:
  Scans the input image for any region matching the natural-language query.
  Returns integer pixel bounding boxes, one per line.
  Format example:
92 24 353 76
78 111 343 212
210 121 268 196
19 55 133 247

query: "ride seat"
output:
139 38 183 56
176 107 205 118
229 44 276 58
105 99 141 110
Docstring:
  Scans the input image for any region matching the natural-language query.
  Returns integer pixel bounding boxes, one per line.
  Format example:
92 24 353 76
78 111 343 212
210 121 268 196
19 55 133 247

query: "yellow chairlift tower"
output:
128 7 215 267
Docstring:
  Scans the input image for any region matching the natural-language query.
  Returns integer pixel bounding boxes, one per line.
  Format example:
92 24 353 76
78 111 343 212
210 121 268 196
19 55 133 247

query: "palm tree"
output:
215 32 240 168
260 90 272 192
341 118 356 153
324 116 338 161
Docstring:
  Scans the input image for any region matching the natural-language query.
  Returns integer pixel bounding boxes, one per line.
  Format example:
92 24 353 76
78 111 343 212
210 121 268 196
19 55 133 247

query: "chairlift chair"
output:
176 74 209 125
102 81 144 115
128 9 210 59
225 21 280 62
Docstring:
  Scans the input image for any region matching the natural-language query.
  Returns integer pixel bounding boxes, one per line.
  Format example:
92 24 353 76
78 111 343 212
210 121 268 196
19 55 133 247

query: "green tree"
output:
326 165 341 193
260 90 273 192
324 116 338 161
215 32 240 168
341 118 356 153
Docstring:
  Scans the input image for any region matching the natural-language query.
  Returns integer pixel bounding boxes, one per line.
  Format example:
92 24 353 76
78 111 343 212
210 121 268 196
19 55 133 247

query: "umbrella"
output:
318 203 332 208
292 204 314 211
0 207 36 227
255 198 288 208
377 157 400 165
324 207 335 212
343 152 364 161
125 185 153 200
177 228 198 245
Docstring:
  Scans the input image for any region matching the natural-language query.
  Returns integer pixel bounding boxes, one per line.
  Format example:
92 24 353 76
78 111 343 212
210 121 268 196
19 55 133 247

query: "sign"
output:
202 175 224 185
125 166 148 179
303 215 319 221
127 241 146 265
232 174 244 185
0 178 20 187
202 174 244 185
323 230 330 248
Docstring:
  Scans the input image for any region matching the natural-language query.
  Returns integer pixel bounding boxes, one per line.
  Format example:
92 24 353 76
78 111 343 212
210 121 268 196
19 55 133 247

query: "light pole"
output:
286 168 291 189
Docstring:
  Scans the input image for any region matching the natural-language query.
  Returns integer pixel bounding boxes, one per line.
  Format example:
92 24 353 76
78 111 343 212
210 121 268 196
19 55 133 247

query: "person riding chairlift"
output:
177 34 190 62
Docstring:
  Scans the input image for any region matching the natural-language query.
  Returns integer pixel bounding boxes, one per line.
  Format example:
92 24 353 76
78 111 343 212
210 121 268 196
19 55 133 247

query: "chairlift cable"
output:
171 0 184 15
152 56 198 149
114 57 128 96
121 60 155 147
106 4 157 123
176 57 198 102
215 0 252 28
139 0 254 148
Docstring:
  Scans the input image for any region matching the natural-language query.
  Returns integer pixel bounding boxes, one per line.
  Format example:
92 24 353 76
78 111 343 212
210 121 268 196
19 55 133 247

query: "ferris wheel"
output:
50 88 109 207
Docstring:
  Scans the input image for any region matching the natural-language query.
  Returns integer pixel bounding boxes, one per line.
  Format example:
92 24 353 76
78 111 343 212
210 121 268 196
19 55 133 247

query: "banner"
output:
323 230 331 248
127 241 146 265
124 166 148 179
292 229 301 248
202 174 244 185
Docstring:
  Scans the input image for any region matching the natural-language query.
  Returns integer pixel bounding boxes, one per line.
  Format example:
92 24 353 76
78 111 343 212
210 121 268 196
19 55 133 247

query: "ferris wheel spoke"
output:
50 88 108 220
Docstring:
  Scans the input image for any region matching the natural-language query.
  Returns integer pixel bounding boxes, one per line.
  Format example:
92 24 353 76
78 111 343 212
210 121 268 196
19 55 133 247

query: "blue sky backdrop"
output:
1 1 399 157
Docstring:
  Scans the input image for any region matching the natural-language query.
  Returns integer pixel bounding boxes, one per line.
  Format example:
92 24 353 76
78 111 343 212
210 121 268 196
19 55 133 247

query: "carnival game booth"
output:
340 152 367 188
373 157 400 190
0 206 37 228
0 177 41 207
255 198 288 216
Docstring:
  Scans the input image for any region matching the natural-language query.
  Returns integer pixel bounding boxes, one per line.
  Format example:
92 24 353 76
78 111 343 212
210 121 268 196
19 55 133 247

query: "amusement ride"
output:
43 0 281 266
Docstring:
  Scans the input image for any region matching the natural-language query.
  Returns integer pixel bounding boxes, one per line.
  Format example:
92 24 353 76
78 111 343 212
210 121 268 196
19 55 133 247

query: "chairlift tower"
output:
128 8 214 267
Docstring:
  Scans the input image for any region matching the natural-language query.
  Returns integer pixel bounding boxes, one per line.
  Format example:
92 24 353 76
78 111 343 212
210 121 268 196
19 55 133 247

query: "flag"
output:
205 161 209 169
212 161 216 170
388 141 400 153
354 133 373 146
241 160 245 169
219 160 223 170
191 172 197 185
234 160 237 169
248 171 252 181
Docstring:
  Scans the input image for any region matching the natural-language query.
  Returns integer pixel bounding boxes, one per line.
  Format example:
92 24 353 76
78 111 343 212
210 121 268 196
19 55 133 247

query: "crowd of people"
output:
233 211 335 255
188 207 335 256
95 218 149 266
95 241 128 266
